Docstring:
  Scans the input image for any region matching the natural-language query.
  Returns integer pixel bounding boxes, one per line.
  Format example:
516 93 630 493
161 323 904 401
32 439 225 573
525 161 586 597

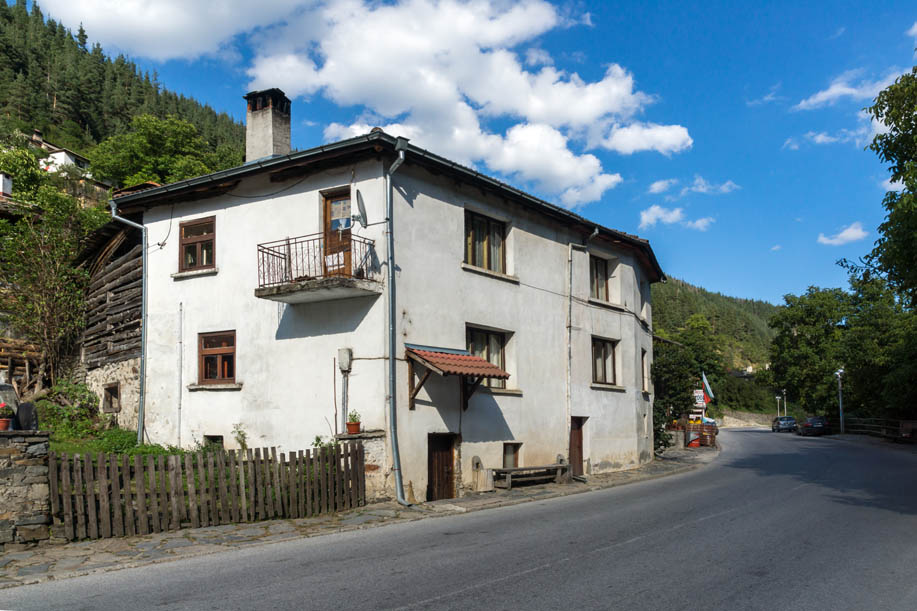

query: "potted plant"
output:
0 402 14 431
346 410 361 434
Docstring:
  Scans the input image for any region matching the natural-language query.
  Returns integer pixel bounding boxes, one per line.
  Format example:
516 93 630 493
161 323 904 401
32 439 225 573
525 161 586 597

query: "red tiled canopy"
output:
405 346 510 380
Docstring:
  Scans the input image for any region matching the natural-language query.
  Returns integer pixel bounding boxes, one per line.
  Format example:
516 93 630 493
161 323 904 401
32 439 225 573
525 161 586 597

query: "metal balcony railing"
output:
257 233 376 289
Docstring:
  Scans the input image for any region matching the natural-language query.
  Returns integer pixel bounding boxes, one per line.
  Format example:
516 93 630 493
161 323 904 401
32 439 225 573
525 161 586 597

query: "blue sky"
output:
39 0 917 303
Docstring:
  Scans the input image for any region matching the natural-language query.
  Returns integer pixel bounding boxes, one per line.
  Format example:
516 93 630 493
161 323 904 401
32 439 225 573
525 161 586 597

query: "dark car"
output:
772 416 797 432
796 416 829 436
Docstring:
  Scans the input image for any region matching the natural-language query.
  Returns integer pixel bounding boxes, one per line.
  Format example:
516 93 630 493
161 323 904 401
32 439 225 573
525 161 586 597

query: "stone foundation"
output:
336 429 390 501
0 431 51 550
85 357 140 430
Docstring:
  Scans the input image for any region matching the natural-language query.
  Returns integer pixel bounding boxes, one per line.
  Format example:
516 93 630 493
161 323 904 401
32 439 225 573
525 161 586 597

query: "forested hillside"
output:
652 277 778 369
0 0 243 160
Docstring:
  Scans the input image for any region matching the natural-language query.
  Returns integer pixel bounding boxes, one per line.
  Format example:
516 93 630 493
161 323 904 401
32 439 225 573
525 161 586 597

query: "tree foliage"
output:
89 114 231 187
0 144 107 384
865 66 917 305
0 1 243 163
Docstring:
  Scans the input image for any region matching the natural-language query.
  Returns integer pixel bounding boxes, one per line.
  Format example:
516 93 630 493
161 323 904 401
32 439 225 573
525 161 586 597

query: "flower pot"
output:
346 421 360 434
0 418 12 431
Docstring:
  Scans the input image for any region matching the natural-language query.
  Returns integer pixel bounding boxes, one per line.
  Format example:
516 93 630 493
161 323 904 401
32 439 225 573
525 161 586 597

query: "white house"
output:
112 89 665 502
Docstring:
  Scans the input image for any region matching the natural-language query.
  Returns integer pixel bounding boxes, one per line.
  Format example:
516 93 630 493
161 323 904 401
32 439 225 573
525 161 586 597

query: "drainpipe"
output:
108 200 148 445
566 228 598 461
387 137 410 506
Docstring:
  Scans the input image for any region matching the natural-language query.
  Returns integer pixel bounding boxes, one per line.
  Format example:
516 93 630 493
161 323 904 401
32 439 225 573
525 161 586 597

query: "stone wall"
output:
85 357 140 430
336 429 390 502
0 431 51 550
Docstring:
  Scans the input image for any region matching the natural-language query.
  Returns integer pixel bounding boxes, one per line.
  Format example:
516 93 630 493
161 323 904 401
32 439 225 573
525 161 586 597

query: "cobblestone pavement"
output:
0 445 718 590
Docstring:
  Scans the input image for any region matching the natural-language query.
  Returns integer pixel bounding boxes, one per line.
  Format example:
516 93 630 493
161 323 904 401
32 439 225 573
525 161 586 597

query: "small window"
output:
503 442 521 468
203 435 224 450
102 383 120 413
464 211 506 274
467 327 506 389
179 217 215 272
199 331 236 384
592 337 617 385
590 256 607 301
641 349 649 393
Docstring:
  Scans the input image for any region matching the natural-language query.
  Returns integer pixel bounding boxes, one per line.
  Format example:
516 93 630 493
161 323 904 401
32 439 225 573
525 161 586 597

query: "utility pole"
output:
775 395 780 418
783 388 787 417
835 369 844 434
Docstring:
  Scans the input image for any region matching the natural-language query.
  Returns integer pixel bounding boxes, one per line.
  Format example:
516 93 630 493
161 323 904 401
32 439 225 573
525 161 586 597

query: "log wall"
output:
83 244 142 369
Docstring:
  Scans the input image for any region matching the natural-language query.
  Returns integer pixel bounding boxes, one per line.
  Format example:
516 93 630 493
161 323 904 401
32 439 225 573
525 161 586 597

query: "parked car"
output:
772 416 797 432
796 416 829 436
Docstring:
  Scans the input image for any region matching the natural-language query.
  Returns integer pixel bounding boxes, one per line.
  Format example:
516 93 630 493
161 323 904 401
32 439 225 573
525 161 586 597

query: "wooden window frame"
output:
464 210 507 274
198 330 236 385
179 216 215 272
102 382 120 413
592 337 617 385
466 326 507 389
590 255 608 301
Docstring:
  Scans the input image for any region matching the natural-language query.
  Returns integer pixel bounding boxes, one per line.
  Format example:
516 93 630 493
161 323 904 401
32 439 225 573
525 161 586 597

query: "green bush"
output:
36 380 100 441
97 428 137 453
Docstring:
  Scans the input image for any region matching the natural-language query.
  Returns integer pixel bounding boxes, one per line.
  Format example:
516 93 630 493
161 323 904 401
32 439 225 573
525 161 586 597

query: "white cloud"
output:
746 83 783 107
782 138 800 150
908 22 917 37
648 178 677 194
880 177 904 192
801 110 889 148
805 131 840 145
639 205 683 229
602 122 693 155
524 48 553 66
638 205 712 231
40 0 306 61
680 175 740 196
243 0 692 207
829 27 846 40
683 217 714 231
771 244 782 251
817 221 868 246
793 68 900 111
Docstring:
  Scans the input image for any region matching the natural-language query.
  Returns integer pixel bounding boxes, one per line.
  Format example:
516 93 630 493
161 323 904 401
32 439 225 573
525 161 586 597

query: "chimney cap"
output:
243 88 290 102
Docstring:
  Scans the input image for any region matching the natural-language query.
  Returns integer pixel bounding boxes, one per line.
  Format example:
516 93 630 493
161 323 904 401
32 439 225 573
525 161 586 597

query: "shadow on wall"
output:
412 375 514 443
275 297 375 340
722 429 917 516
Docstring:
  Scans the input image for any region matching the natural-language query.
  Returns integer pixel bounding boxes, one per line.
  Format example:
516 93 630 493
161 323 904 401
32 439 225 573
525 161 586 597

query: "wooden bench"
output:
492 464 569 490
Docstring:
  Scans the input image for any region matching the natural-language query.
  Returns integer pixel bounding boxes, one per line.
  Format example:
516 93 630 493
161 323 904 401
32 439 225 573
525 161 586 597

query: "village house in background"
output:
101 88 663 502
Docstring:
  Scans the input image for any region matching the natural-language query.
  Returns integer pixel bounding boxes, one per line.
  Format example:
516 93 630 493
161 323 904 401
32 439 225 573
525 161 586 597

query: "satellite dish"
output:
353 189 369 227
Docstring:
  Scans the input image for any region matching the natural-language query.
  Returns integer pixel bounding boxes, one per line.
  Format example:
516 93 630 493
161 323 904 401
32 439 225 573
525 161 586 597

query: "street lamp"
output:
835 369 845 434
775 395 781 418
783 389 787 417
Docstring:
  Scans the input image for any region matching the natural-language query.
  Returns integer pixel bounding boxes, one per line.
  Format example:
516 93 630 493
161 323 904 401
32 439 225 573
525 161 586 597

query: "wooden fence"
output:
48 443 365 541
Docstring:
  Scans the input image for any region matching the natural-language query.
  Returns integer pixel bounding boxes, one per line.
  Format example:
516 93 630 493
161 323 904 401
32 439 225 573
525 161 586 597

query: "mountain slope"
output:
652 277 778 370
0 1 243 159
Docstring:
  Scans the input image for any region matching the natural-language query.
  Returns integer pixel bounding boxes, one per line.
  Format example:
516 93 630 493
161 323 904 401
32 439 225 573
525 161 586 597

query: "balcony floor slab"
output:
254 276 382 304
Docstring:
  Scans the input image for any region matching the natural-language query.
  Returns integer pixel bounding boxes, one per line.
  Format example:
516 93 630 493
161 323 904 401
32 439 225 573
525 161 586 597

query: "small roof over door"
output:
404 344 510 380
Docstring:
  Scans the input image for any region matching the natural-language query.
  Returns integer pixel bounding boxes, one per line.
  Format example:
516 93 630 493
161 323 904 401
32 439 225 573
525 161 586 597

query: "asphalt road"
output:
4 429 917 610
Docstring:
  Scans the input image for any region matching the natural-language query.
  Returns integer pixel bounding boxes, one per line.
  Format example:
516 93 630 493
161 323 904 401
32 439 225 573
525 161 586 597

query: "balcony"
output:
254 233 382 304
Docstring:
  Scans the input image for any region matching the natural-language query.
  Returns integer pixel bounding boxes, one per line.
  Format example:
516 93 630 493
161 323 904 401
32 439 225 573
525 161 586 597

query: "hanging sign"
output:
693 389 706 408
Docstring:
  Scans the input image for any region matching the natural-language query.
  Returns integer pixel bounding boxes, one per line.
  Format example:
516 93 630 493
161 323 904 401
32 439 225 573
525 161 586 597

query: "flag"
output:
702 371 715 403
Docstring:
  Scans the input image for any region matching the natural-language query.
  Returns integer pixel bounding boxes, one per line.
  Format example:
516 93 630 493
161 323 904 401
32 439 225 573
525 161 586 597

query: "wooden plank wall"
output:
48 443 365 541
83 244 142 369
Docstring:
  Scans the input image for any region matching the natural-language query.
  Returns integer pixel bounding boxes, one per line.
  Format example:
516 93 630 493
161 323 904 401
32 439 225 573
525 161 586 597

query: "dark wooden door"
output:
570 417 585 476
323 191 352 277
427 434 455 501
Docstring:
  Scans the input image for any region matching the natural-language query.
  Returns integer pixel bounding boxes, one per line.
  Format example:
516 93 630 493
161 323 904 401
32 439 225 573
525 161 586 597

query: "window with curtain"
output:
467 327 506 389
464 211 506 274
592 337 617 385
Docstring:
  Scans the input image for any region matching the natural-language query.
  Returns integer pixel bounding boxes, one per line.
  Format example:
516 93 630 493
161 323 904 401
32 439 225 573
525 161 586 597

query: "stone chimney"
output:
244 88 292 161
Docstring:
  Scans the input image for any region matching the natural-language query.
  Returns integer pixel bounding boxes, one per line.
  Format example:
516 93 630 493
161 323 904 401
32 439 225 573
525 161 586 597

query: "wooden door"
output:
570 417 585 476
427 434 455 501
323 191 352 277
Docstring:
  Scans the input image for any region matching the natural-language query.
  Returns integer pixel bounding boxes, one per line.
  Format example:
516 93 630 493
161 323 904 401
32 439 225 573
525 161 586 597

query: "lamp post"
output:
783 388 787 417
775 395 781 418
835 369 844 434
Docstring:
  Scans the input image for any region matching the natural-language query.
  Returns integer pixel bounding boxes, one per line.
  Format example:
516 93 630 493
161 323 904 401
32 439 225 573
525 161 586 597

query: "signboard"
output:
693 389 706 408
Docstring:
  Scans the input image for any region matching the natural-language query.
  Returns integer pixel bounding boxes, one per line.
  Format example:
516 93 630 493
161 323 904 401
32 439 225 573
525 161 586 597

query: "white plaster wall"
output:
389 165 657 497
142 161 390 453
